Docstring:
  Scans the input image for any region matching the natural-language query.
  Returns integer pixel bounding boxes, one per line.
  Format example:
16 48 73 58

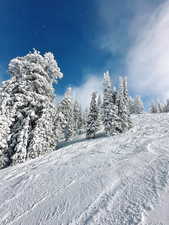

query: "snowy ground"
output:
1 113 169 225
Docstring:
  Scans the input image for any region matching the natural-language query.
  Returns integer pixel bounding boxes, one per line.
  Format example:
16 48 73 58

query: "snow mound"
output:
1 113 169 225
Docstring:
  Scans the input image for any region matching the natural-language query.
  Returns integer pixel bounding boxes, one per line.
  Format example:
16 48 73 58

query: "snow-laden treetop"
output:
103 71 112 89
64 87 72 99
8 49 63 84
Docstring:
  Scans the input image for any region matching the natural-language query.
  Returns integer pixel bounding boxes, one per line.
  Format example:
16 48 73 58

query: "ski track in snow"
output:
0 114 169 225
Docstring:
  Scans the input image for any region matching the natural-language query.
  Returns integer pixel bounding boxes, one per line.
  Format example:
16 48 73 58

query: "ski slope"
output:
0 113 169 225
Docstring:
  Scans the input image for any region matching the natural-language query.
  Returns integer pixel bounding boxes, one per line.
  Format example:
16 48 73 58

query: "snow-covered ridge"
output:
0 113 169 225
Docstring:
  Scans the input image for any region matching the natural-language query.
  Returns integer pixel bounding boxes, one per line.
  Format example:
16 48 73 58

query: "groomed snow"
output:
0 113 169 225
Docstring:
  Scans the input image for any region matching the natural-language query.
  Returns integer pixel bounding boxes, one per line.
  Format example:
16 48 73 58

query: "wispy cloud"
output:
127 0 169 101
94 0 131 55
72 75 103 110
93 0 168 103
55 75 103 110
95 0 163 55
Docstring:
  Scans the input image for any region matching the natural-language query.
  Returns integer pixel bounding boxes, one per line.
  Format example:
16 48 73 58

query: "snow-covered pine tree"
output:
96 95 103 131
162 99 169 113
0 50 63 168
162 101 167 113
54 108 67 142
150 102 159 113
0 114 10 168
133 96 144 114
129 96 135 114
150 101 165 113
129 96 144 114
103 71 113 134
82 107 89 132
158 103 165 113
123 77 128 101
103 71 120 135
58 87 74 141
165 99 169 112
86 92 98 138
116 76 131 132
73 100 83 135
27 103 59 160
112 87 117 105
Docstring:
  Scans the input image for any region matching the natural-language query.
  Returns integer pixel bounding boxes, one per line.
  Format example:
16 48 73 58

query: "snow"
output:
0 113 169 225
0 50 63 168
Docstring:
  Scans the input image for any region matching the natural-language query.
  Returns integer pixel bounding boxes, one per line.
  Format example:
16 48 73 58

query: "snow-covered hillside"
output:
1 113 169 225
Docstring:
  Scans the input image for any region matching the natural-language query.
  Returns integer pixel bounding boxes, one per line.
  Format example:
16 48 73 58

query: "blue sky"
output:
0 0 115 86
0 0 168 108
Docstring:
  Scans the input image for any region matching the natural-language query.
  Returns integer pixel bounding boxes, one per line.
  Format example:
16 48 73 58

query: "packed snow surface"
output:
1 113 169 225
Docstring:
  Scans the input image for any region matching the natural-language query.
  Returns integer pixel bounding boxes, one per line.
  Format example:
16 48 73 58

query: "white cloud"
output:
127 1 169 100
55 75 103 110
95 0 158 55
56 0 169 110
72 75 103 110
95 0 130 54
94 0 169 103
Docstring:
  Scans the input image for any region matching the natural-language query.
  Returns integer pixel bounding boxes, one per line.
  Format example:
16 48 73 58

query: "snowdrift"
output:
1 113 169 225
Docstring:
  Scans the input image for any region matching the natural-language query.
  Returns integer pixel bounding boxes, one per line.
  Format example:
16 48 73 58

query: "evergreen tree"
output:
161 99 169 113
54 109 67 142
112 87 117 105
58 87 74 141
150 102 159 113
0 114 10 168
165 99 169 112
133 96 144 114
157 102 164 113
150 101 165 113
103 71 113 134
82 107 89 132
123 77 129 103
129 96 144 114
96 95 103 131
86 92 98 138
117 77 131 132
0 50 63 168
103 71 121 135
129 96 135 114
73 100 83 135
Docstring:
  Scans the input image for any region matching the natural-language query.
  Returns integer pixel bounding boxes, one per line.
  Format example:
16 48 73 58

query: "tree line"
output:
150 99 169 113
0 50 144 169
